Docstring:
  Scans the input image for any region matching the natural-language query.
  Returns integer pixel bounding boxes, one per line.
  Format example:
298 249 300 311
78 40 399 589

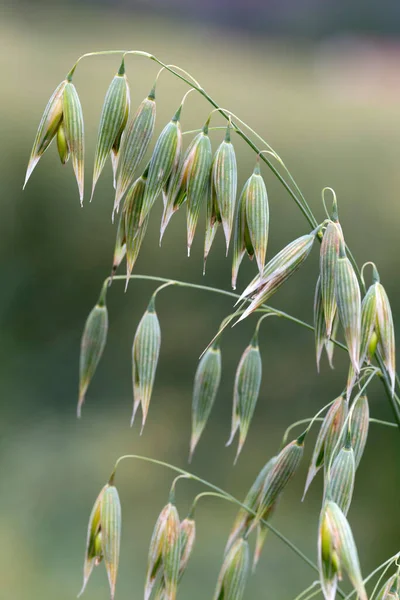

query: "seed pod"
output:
314 276 326 371
319 501 367 600
178 517 196 576
131 294 161 431
320 220 342 337
56 121 69 164
91 59 130 201
162 504 181 600
225 457 277 554
62 80 85 203
212 124 237 253
140 105 182 226
24 79 67 188
227 329 262 462
349 395 369 469
110 208 126 281
213 538 250 600
335 242 361 374
359 283 378 367
324 437 355 516
245 161 269 277
101 485 122 600
78 484 108 597
253 435 304 530
236 230 317 323
376 574 400 600
303 396 348 499
78 283 109 417
375 281 396 393
124 167 149 288
189 341 222 461
114 86 156 214
145 504 171 600
159 142 187 243
232 176 252 290
186 122 213 255
203 176 220 274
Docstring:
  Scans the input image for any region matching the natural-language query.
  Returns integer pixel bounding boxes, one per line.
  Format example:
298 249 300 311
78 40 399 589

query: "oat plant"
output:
24 50 400 600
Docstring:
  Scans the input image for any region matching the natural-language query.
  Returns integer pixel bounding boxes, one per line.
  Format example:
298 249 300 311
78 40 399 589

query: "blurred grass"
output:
0 5 400 599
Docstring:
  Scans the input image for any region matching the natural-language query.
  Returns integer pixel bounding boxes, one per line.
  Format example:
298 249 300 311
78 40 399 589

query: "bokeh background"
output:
1 1 400 598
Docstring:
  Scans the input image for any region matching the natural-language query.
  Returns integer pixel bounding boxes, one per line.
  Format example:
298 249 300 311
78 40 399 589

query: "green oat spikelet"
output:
63 79 85 203
203 175 220 274
303 396 347 499
213 538 250 600
236 230 317 323
78 282 109 417
349 395 369 469
186 121 213 255
110 208 127 281
320 220 342 337
140 104 182 226
56 121 69 164
101 485 122 600
212 123 238 253
335 241 361 374
24 79 67 187
190 340 222 461
91 58 130 200
375 574 400 600
227 328 262 462
131 293 161 432
114 86 156 214
124 167 149 289
78 484 108 598
319 501 367 600
252 434 305 531
324 435 355 516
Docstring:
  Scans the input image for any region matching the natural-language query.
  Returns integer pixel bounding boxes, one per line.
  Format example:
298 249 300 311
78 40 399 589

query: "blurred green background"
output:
1 2 400 599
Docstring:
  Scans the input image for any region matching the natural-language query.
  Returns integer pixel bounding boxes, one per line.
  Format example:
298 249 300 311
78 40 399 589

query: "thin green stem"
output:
188 491 228 518
292 581 321 600
110 454 343 591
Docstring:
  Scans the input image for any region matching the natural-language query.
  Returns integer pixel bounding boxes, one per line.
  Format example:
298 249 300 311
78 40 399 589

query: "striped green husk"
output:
24 79 67 188
162 504 181 600
189 341 222 461
78 284 108 417
320 501 367 600
63 81 85 203
314 275 326 371
213 538 250 600
349 395 369 469
114 90 156 214
236 232 316 323
110 207 126 281
324 443 355 516
124 169 149 288
325 312 339 369
145 504 170 600
132 295 161 431
335 246 361 373
212 125 237 253
186 128 213 254
225 456 277 557
303 396 347 499
254 437 304 529
320 221 342 337
227 331 262 462
91 60 130 200
100 485 121 600
56 121 69 164
203 176 220 274
78 484 107 597
375 574 399 600
159 142 188 243
140 107 182 226
245 162 269 277
376 282 396 393
232 177 252 289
